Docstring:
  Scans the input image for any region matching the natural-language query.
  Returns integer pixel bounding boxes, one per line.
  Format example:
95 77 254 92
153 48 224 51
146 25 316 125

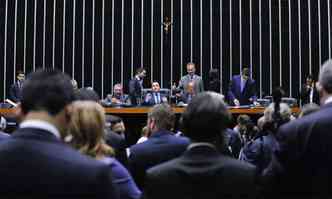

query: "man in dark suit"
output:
143 82 168 106
265 60 332 198
300 74 320 105
0 69 118 198
104 115 128 167
129 68 147 106
145 92 257 199
9 70 25 103
228 65 257 106
128 103 190 189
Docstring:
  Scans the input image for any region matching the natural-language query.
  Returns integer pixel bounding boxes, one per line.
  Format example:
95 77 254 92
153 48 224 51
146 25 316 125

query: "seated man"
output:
143 82 168 106
145 92 257 199
228 65 257 106
102 84 130 106
178 81 196 104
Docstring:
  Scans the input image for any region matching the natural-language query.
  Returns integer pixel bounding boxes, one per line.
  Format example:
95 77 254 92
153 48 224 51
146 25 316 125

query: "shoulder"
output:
146 157 181 178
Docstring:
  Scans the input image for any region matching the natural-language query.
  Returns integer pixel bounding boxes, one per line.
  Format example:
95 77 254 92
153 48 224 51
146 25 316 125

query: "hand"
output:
145 94 152 102
253 101 260 106
161 97 168 103
111 98 120 104
234 99 240 106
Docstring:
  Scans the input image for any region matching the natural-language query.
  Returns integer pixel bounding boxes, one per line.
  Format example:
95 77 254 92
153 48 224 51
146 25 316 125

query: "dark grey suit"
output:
266 102 332 198
178 74 204 95
145 144 258 199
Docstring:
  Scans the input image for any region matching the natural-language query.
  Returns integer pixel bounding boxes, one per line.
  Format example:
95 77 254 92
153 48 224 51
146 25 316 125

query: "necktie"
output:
157 93 161 104
241 79 246 92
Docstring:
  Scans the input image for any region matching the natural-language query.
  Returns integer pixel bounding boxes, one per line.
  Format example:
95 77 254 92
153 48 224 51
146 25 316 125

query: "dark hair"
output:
21 69 75 115
209 69 219 80
75 88 100 102
105 115 123 128
148 103 175 131
181 92 230 142
271 87 288 131
135 67 146 75
16 70 24 76
306 74 313 80
237 114 251 125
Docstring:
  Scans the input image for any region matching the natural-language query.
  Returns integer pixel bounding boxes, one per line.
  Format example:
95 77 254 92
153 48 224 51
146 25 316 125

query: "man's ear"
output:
64 104 73 122
14 103 25 124
148 118 156 131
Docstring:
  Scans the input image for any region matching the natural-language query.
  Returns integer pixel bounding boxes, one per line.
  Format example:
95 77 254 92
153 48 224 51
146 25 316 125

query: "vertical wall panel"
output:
1 0 331 101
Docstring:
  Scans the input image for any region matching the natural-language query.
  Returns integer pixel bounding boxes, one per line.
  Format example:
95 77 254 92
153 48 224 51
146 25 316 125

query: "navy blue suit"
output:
129 78 143 106
9 81 23 103
142 92 167 106
128 130 190 189
228 75 257 105
145 145 258 199
266 102 332 197
0 128 119 198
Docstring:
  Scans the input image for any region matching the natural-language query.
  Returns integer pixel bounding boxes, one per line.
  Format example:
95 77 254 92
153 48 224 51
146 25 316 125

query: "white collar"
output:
135 75 141 81
20 120 61 139
187 142 216 150
324 96 332 105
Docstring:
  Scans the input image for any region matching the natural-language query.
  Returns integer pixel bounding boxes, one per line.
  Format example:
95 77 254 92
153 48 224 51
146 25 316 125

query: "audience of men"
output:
145 92 257 199
264 60 332 198
240 101 292 172
9 70 25 103
4 60 332 198
129 68 147 106
228 65 257 106
300 74 320 105
178 62 204 95
102 83 130 106
0 69 118 197
128 103 190 189
143 82 167 106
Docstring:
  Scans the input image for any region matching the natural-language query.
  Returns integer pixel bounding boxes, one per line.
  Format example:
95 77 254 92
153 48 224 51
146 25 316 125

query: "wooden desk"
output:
0 106 300 144
0 106 300 116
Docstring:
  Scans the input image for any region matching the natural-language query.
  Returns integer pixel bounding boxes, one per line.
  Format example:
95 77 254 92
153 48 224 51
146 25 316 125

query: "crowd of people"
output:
0 59 332 198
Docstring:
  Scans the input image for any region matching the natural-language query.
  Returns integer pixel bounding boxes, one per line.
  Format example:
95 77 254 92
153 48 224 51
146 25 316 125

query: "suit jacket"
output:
9 81 23 103
228 75 257 105
145 144 258 199
128 130 190 189
300 84 320 105
178 93 195 104
105 130 128 168
0 128 119 198
142 92 167 106
266 102 332 198
129 78 143 106
178 74 204 95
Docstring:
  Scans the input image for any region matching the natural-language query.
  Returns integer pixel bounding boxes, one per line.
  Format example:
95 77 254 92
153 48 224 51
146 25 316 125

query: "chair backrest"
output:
281 97 297 107
142 88 171 97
